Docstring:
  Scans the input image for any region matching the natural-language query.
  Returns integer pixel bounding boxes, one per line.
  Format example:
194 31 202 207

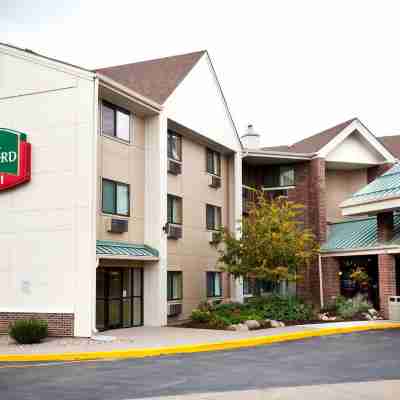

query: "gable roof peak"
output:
262 117 358 154
96 50 207 104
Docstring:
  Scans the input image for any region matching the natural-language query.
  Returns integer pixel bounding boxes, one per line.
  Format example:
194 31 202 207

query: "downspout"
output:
318 254 324 309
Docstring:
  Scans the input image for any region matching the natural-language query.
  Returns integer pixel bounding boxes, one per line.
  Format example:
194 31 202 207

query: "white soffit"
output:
318 119 396 163
164 53 242 152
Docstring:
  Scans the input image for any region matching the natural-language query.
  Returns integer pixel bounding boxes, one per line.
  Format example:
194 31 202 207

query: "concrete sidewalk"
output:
134 380 400 400
0 321 399 357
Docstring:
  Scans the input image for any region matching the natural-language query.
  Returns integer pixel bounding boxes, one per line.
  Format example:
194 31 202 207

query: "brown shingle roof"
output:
262 118 357 154
379 135 400 159
96 51 206 104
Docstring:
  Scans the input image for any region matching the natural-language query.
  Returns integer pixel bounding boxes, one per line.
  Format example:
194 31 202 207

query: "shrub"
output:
190 309 211 323
9 319 48 344
208 315 230 329
336 294 372 319
248 295 314 321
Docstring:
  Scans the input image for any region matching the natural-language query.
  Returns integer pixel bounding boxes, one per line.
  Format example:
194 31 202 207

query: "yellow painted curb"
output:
1 322 400 363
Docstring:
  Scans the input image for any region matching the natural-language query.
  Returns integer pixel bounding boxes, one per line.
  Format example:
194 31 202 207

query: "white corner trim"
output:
317 119 396 163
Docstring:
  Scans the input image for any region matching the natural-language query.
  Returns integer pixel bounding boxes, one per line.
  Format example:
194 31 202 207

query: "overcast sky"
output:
1 0 400 146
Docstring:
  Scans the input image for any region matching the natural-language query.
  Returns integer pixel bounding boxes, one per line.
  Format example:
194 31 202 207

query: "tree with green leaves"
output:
215 191 319 284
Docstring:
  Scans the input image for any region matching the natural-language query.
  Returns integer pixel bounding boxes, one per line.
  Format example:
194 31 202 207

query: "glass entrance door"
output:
96 267 143 331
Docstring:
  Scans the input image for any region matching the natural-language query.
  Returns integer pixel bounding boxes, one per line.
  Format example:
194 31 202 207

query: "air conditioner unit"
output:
167 224 182 239
167 302 182 317
106 218 128 233
208 174 221 189
168 159 182 175
208 230 219 244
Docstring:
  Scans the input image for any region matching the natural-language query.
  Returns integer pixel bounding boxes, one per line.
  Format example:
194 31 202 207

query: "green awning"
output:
96 240 159 259
341 163 400 208
321 213 400 252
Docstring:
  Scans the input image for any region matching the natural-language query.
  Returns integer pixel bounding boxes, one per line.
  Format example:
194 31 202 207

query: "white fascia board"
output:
341 196 400 216
0 42 95 81
318 119 396 162
97 255 159 261
97 73 163 113
243 150 313 160
321 245 400 257
205 52 243 151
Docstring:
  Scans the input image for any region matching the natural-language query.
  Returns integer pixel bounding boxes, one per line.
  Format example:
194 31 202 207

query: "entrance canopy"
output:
96 240 159 261
321 215 400 256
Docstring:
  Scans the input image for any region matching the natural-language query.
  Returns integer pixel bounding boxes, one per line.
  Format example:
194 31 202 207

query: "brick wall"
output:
378 254 397 318
0 313 74 337
321 257 341 306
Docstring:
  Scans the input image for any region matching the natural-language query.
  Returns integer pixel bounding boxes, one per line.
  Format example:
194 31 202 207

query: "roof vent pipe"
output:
241 124 261 149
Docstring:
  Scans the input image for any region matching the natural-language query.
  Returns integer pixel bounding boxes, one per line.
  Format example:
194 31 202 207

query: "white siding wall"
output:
0 47 97 337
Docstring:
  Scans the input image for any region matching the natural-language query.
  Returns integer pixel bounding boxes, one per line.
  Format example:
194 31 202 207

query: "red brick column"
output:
321 257 341 306
308 158 327 304
378 254 397 318
309 158 327 242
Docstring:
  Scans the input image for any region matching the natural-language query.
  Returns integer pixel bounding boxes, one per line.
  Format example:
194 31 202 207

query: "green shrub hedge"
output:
9 319 48 344
246 295 314 321
190 295 315 326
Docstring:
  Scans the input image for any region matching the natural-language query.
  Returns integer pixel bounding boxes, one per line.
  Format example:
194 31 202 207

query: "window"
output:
263 165 295 188
206 204 222 230
102 101 131 142
102 179 130 216
206 149 221 176
168 131 182 161
207 271 222 297
167 195 182 225
167 271 183 301
243 278 255 296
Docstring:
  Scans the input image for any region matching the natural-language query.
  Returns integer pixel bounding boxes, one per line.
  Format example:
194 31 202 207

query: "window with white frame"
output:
206 148 221 176
168 131 182 161
207 271 222 297
102 178 130 216
206 204 222 230
102 101 131 142
167 271 183 301
167 195 183 225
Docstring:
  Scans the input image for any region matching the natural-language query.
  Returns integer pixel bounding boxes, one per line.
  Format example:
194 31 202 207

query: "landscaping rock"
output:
227 324 238 331
279 321 286 327
270 320 281 328
236 323 249 331
368 308 378 316
244 320 261 330
362 312 373 320
226 323 249 331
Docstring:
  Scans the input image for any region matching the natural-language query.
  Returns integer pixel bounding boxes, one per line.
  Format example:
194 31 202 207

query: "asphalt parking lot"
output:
0 330 399 400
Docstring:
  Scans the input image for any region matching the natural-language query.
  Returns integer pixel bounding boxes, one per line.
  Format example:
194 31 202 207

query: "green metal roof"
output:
96 240 159 258
342 163 400 207
321 213 400 252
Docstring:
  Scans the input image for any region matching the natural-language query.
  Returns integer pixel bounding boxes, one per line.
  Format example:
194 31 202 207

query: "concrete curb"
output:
1 322 400 363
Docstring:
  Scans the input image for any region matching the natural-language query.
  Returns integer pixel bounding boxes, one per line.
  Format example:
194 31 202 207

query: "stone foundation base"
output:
0 312 74 337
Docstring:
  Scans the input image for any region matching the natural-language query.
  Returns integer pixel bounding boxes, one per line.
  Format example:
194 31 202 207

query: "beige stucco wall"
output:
326 169 368 222
167 134 231 320
96 102 146 244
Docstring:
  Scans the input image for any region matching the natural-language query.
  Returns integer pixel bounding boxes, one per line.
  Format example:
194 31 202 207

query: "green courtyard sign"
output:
0 128 31 191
